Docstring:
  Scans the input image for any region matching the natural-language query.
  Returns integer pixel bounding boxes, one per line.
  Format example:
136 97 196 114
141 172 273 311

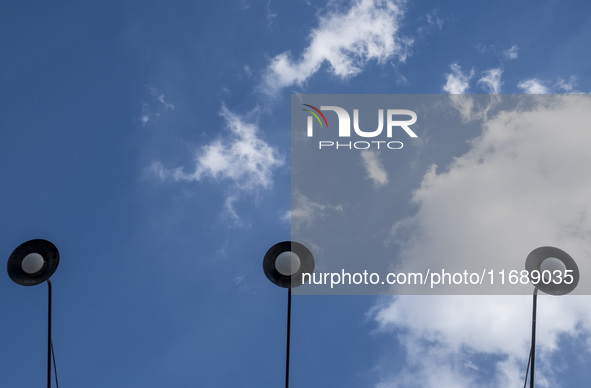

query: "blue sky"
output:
1 0 591 387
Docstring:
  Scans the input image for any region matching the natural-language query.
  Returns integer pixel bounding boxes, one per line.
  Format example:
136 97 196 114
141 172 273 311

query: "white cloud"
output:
151 106 284 200
517 77 580 94
223 195 244 227
392 96 591 287
477 68 502 93
555 77 577 92
443 64 502 94
157 94 175 110
517 78 549 94
360 150 389 188
444 63 505 95
290 190 343 232
265 0 277 26
503 44 519 60
373 295 591 387
426 12 444 30
373 96 591 387
139 87 175 126
442 64 484 122
442 63 473 94
261 0 411 95
442 64 502 122
139 103 151 126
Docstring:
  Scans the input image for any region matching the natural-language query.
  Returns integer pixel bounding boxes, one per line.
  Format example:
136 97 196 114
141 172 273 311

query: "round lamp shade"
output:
525 246 579 295
263 241 314 288
7 239 59 286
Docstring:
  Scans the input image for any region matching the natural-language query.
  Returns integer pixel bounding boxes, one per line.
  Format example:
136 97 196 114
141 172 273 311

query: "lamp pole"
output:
524 246 579 387
263 241 314 388
529 287 538 388
47 280 54 388
285 287 292 388
7 239 60 388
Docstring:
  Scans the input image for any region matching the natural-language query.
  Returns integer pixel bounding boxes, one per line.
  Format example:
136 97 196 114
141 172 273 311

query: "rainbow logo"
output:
302 104 328 127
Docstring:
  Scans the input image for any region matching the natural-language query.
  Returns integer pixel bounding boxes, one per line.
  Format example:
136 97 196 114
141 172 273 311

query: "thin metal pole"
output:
286 287 292 388
47 279 52 388
530 288 538 388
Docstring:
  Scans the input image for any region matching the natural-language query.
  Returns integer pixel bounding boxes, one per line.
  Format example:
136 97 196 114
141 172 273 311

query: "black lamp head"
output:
525 246 579 296
7 239 59 286
263 241 314 289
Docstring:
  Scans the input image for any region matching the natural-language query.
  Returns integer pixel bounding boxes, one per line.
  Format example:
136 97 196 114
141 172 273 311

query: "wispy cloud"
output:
477 68 502 93
417 10 445 36
138 86 176 126
261 0 411 95
265 0 277 27
157 94 175 110
139 103 151 126
151 106 284 221
152 106 283 191
443 64 502 122
443 63 473 94
360 151 389 188
442 64 478 122
517 78 549 94
425 11 444 30
444 64 503 94
503 44 519 60
289 191 343 232
518 76 580 94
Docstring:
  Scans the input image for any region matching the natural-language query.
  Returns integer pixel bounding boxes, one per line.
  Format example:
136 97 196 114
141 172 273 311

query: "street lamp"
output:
263 241 314 388
523 246 579 388
7 239 60 388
